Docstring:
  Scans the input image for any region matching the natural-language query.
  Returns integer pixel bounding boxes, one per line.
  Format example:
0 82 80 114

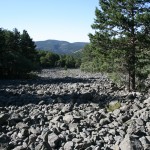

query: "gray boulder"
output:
48 133 60 148
119 134 144 150
64 141 74 150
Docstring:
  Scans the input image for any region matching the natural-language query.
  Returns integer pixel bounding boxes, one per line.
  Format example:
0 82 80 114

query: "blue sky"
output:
0 0 99 42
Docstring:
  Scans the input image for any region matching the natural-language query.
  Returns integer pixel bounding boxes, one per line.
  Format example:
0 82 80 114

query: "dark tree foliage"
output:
0 28 38 78
37 50 81 69
57 55 77 68
82 0 150 91
37 50 60 68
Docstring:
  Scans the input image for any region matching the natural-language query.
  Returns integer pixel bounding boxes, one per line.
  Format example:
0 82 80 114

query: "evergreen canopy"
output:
87 0 150 91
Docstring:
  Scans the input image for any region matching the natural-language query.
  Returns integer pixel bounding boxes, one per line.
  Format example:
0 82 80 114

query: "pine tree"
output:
20 30 37 62
0 28 6 76
0 28 39 78
89 0 150 91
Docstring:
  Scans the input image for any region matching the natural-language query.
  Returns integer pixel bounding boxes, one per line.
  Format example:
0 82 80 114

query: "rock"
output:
29 126 41 135
35 142 52 150
119 134 144 150
146 136 150 142
127 93 136 99
37 90 44 95
61 105 71 113
51 115 62 122
20 128 29 137
146 122 150 133
28 134 37 145
64 141 74 150
99 118 110 126
63 114 73 123
16 122 29 129
143 97 150 104
136 118 144 126
48 133 60 148
41 129 51 142
113 109 120 117
139 136 150 150
113 144 120 150
38 100 45 105
68 123 78 132
0 113 10 125
0 69 150 150
12 146 26 150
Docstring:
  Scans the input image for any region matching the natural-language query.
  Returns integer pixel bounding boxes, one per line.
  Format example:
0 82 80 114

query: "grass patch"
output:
106 101 121 112
107 72 124 87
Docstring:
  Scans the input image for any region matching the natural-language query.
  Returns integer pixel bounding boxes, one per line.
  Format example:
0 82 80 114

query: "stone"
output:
28 134 37 145
61 105 71 113
63 114 73 123
16 122 29 129
51 115 62 122
119 134 144 150
48 133 60 148
64 141 74 150
127 93 136 99
139 136 150 150
29 126 41 135
41 129 51 142
37 90 44 95
68 123 78 132
136 118 144 126
144 97 150 104
0 69 150 150
109 129 116 135
12 146 26 150
113 109 120 117
113 144 120 150
145 136 150 142
35 142 52 150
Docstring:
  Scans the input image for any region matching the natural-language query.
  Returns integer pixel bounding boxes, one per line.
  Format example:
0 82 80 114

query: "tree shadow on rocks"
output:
0 76 92 87
0 75 120 107
0 87 121 108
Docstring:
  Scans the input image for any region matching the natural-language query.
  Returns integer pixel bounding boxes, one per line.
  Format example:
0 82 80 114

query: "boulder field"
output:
0 69 150 150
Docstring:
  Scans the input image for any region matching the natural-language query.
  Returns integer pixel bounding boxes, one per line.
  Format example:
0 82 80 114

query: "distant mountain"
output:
35 40 88 54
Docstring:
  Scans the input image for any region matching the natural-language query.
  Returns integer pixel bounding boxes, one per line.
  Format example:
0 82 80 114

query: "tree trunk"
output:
128 70 131 92
130 4 136 91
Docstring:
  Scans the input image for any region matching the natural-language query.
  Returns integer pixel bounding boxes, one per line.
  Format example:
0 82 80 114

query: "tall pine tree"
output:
89 0 150 91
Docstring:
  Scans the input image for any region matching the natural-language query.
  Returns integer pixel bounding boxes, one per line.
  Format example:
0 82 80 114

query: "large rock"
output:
64 141 74 150
48 133 60 148
119 134 144 150
63 114 73 123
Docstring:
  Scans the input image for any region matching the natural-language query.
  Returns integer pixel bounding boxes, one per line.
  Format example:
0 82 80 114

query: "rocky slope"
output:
0 69 150 150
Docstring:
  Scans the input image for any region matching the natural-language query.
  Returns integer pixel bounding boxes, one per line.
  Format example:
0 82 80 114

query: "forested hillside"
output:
35 40 88 54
